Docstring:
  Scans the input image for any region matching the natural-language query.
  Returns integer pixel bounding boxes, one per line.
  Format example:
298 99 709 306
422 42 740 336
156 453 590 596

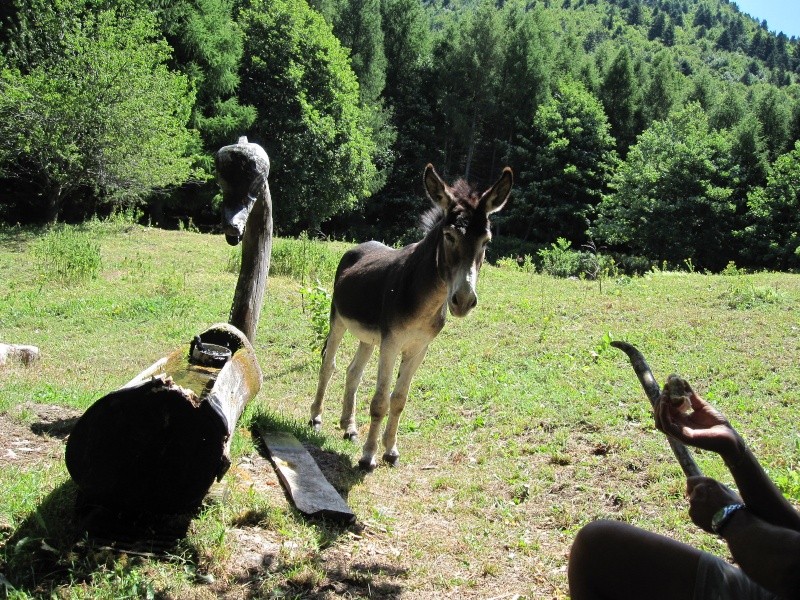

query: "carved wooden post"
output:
216 137 273 343
65 139 273 514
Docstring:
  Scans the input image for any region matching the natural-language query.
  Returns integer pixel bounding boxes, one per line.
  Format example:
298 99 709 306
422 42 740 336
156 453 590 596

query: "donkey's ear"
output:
480 167 513 215
424 164 453 210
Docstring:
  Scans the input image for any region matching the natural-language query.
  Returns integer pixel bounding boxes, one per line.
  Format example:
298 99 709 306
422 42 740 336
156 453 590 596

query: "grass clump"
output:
270 232 341 284
30 226 102 282
720 263 785 309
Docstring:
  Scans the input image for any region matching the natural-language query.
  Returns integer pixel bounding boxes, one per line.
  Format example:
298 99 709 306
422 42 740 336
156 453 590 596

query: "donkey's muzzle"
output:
448 292 478 317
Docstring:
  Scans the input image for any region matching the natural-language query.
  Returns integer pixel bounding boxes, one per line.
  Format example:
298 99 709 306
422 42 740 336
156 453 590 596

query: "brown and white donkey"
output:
310 164 512 470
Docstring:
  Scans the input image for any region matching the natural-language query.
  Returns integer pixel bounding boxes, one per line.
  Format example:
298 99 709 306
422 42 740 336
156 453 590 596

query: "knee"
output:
570 520 627 568
569 520 625 598
572 520 609 556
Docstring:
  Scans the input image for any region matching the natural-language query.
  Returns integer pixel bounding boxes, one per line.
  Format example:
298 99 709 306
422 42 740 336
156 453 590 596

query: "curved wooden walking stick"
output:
610 340 703 478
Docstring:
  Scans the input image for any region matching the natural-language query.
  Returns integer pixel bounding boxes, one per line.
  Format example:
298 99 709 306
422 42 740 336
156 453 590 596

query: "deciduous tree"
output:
744 142 800 269
510 78 616 245
593 104 736 270
238 0 377 232
0 9 196 222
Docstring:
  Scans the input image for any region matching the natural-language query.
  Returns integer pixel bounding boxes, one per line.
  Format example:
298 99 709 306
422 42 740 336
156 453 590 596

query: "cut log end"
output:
66 378 228 514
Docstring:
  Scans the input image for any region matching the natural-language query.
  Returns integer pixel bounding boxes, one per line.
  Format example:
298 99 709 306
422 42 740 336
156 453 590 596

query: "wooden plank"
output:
259 429 355 524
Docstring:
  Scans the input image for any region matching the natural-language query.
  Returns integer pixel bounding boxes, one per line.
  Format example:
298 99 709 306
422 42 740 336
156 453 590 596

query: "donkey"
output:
310 164 513 470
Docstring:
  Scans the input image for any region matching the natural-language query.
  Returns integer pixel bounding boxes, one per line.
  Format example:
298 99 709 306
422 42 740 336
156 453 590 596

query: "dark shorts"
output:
693 551 782 600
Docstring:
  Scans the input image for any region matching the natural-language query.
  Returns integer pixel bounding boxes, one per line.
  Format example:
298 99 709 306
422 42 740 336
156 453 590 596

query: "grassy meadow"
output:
1 220 800 598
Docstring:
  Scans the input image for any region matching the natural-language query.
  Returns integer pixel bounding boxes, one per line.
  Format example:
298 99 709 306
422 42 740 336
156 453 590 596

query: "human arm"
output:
655 387 800 531
687 476 800 599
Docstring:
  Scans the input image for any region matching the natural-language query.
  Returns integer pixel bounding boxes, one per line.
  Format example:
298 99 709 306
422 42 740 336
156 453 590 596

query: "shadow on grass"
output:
0 480 201 596
0 224 46 251
1 409 402 598
233 413 412 598
1 481 81 595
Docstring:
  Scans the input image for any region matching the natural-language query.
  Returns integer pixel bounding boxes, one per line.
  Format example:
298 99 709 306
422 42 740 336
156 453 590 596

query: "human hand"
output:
686 476 743 533
654 380 745 462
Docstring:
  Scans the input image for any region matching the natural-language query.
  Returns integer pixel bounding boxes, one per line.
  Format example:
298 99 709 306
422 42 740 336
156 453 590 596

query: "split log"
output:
611 340 702 478
65 323 262 514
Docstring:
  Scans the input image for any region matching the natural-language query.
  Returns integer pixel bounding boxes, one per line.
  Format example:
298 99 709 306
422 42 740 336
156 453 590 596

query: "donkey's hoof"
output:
309 418 322 432
358 457 377 472
343 431 358 442
382 453 400 467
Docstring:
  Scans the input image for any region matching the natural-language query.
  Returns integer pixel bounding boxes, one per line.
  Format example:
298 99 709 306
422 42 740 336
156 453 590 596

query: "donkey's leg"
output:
309 313 346 431
340 341 374 441
381 345 428 466
359 339 400 470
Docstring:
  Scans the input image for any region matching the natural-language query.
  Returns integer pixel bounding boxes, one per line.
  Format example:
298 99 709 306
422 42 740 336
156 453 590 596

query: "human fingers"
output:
655 397 682 437
687 477 723 532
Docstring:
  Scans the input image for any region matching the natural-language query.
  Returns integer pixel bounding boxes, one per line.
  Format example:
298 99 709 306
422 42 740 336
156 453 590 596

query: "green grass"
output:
1 222 800 598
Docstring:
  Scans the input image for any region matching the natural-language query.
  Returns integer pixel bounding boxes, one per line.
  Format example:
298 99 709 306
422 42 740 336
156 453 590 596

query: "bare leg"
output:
568 520 701 600
340 341 374 440
381 345 428 466
360 340 399 470
309 314 346 431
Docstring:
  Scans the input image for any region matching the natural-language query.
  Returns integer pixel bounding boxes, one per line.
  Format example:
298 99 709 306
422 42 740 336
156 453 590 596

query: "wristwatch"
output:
711 503 746 535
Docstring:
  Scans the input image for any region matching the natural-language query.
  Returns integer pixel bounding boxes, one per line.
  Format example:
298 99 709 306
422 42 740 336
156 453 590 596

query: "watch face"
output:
712 508 726 532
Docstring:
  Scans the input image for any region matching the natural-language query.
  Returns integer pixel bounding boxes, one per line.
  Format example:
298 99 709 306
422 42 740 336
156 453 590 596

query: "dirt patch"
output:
0 402 80 469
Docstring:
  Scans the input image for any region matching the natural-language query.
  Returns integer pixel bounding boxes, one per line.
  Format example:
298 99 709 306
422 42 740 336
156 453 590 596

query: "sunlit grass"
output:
1 222 800 598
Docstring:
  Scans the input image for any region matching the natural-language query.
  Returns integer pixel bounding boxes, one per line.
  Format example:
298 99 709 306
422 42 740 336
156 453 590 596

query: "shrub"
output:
537 238 582 278
722 275 784 310
299 282 331 353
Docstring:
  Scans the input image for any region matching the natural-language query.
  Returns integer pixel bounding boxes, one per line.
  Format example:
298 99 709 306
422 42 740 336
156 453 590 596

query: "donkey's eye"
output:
444 230 457 244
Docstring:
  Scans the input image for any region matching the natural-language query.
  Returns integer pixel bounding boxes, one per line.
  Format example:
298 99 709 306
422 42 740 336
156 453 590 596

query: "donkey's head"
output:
423 165 512 318
215 137 270 246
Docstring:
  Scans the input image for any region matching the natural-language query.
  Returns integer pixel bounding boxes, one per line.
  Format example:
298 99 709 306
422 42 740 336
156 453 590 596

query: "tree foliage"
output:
1 0 800 272
156 0 255 151
510 78 617 245
238 0 377 232
0 8 196 222
745 142 800 269
593 104 736 270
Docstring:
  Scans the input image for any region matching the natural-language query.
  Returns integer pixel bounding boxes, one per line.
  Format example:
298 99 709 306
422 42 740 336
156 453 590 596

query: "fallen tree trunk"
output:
65 323 262 514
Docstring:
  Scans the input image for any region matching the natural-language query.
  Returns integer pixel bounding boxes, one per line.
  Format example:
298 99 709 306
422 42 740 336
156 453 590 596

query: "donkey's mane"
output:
419 205 444 235
419 178 482 235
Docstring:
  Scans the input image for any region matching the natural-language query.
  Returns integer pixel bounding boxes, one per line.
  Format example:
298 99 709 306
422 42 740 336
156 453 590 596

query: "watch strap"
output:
711 502 746 535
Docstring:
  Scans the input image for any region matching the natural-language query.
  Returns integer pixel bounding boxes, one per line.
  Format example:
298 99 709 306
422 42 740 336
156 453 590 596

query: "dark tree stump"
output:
65 323 262 514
